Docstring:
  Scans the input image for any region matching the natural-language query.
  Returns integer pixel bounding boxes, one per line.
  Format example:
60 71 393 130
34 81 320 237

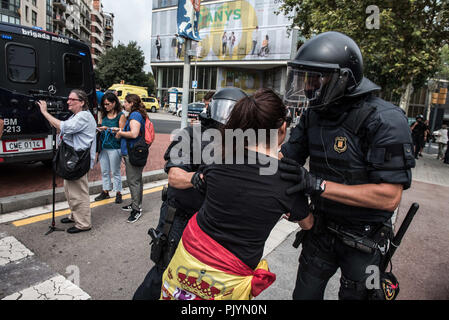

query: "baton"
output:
380 203 419 272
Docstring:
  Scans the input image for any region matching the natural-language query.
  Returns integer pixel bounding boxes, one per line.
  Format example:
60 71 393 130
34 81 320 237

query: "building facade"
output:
1 0 21 25
151 0 298 103
1 0 113 67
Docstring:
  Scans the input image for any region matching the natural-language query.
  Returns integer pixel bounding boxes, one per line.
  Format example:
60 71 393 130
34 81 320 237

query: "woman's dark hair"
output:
203 90 215 102
223 88 286 134
221 88 287 155
125 94 148 120
70 89 90 111
100 92 122 117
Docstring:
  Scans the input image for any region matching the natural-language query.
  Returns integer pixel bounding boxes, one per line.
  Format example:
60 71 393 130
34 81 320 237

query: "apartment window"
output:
25 5 29 22
31 10 37 26
32 0 37 6
6 44 38 83
64 54 84 87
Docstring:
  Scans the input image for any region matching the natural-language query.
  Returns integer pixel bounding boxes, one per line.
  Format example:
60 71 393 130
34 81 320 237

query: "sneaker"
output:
127 209 142 223
95 191 110 201
122 204 142 212
115 193 123 204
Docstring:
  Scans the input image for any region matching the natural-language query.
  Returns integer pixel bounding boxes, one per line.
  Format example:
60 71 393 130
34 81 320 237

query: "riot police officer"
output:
410 114 427 159
279 31 415 300
132 87 247 300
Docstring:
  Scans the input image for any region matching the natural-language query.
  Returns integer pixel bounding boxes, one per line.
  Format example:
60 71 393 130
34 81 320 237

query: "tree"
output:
278 0 449 113
95 41 156 95
436 44 449 80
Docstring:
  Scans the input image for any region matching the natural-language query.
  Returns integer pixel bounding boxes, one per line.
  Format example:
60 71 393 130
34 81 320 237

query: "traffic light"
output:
431 88 448 105
431 92 439 104
438 88 447 105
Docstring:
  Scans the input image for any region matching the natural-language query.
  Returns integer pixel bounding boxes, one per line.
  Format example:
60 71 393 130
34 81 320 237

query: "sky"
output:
101 0 153 72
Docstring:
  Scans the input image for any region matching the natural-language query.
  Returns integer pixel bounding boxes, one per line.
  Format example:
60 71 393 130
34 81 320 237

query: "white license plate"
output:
2 138 46 153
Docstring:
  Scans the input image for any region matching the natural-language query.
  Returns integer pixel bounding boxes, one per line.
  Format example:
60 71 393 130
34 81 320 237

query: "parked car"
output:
142 97 160 113
176 102 205 119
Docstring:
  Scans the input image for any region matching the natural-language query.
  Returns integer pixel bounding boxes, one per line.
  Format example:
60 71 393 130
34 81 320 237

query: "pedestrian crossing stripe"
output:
12 186 164 227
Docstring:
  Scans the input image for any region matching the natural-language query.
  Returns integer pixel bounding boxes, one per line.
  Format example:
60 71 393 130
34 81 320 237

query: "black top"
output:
197 150 308 270
411 121 427 138
281 95 414 226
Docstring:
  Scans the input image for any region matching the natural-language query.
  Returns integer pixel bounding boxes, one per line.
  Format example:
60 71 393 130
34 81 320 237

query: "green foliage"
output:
437 44 449 80
95 42 156 95
279 0 449 94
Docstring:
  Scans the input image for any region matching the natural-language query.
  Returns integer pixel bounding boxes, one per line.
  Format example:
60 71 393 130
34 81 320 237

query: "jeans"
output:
99 148 122 192
123 155 143 211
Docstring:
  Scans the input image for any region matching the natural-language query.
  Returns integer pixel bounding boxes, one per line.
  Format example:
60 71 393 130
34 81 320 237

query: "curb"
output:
0 169 167 215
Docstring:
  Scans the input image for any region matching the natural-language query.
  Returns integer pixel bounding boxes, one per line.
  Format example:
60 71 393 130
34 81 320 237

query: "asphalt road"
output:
0 188 163 300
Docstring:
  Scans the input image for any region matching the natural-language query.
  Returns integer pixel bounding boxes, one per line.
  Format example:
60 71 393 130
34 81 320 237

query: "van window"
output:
64 54 83 87
6 44 37 83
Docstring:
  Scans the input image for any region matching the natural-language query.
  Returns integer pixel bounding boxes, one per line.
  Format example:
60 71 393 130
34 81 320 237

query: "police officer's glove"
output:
279 157 325 197
191 171 206 195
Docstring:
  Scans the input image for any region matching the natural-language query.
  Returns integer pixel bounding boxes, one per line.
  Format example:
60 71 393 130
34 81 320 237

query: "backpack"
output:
126 117 155 167
145 118 155 146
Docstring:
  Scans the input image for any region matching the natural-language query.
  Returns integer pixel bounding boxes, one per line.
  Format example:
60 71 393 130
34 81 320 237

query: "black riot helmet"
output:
200 87 248 126
284 31 380 110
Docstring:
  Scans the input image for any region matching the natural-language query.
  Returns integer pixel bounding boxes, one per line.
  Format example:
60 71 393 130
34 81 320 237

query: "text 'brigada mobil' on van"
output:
0 22 96 165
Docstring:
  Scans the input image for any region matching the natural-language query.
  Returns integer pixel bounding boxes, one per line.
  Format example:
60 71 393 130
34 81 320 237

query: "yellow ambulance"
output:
107 84 148 103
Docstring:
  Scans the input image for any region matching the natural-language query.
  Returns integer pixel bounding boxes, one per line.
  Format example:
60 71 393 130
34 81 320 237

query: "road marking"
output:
0 236 34 266
12 186 164 227
2 275 91 300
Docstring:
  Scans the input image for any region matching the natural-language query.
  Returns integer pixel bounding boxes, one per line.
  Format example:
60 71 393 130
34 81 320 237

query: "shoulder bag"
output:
53 140 91 180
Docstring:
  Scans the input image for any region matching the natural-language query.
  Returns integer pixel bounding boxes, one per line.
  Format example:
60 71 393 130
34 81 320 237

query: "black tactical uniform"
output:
133 87 248 300
280 32 415 300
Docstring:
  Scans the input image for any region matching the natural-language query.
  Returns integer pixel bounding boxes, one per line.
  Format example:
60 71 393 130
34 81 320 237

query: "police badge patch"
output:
334 136 348 153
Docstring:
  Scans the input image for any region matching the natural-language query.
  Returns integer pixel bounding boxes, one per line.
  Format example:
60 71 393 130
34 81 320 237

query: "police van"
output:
0 22 96 164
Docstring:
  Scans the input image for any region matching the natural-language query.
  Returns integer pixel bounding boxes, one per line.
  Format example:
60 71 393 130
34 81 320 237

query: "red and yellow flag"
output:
161 214 276 300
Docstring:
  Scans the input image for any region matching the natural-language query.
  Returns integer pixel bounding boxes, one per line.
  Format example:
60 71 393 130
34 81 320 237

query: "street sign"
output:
192 80 197 89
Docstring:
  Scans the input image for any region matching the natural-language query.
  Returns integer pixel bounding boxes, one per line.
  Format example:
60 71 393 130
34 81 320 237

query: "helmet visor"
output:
209 99 237 124
284 66 347 108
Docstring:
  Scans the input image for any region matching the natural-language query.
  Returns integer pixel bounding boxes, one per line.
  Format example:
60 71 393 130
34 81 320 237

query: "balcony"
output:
53 0 67 11
53 13 66 26
80 22 91 34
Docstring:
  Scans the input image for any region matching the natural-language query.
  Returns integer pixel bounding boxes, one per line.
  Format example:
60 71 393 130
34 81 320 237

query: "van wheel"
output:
151 106 156 113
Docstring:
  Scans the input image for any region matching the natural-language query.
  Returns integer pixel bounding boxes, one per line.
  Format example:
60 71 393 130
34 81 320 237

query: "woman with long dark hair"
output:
161 88 313 300
95 92 126 203
115 94 148 223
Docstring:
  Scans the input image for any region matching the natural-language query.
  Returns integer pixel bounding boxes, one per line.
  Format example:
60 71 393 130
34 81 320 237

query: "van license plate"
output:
3 139 46 153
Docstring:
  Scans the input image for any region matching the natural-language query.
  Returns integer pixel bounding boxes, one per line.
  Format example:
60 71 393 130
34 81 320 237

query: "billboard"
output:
177 0 201 41
152 0 294 62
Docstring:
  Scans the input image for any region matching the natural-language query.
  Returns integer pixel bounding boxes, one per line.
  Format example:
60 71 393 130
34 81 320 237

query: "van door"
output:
0 32 53 137
49 41 95 114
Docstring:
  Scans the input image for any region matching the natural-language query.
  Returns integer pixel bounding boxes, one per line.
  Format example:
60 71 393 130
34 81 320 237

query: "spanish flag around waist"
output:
160 213 276 300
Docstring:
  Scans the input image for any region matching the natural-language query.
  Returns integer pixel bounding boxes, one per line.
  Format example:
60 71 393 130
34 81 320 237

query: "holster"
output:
149 204 177 267
326 220 392 255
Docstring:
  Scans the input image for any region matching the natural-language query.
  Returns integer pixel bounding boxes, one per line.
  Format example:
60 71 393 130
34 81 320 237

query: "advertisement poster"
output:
152 0 294 62
177 0 201 41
